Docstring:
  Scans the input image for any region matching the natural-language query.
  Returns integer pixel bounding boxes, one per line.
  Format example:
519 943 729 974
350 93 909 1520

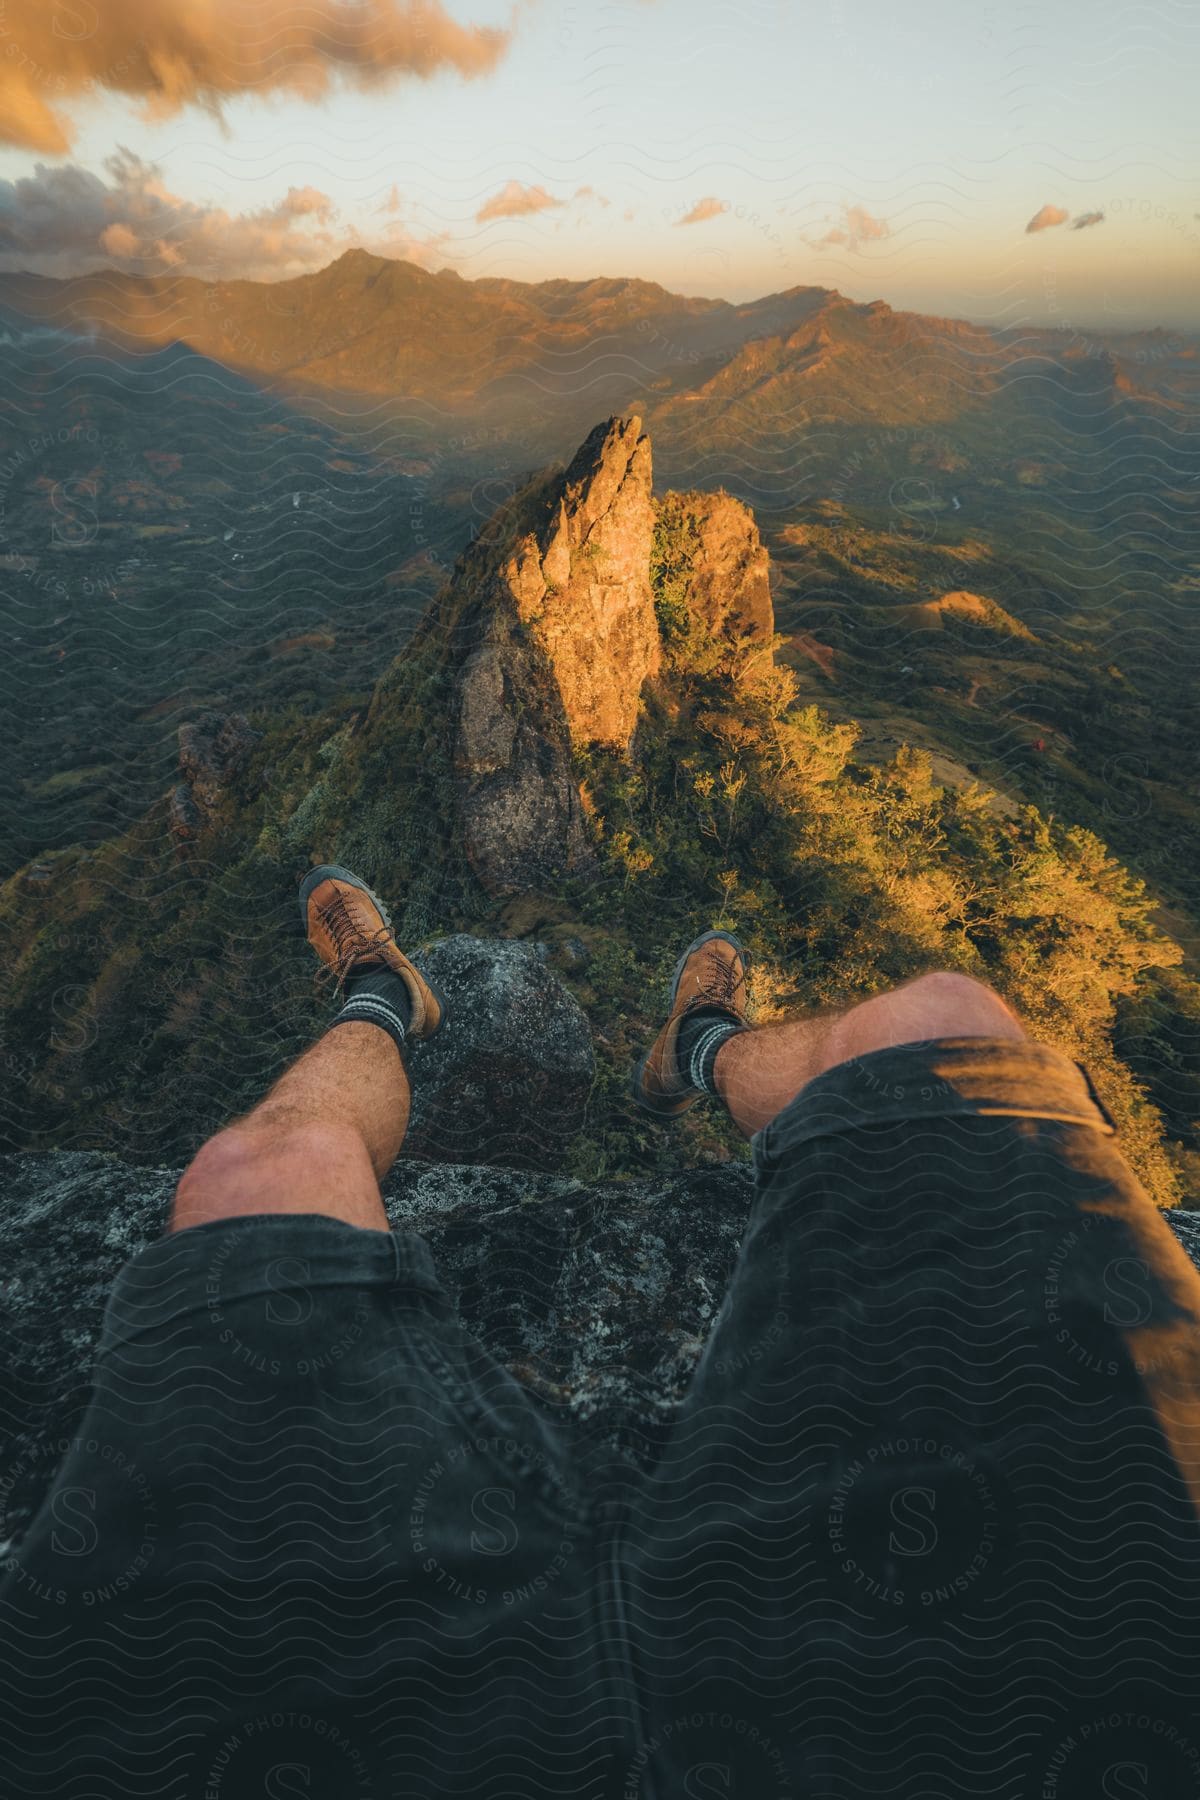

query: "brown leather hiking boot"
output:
298 864 445 1040
632 929 751 1118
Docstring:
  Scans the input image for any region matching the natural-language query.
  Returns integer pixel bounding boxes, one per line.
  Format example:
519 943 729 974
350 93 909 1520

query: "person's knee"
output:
827 969 1024 1068
174 1122 263 1199
172 1119 374 1231
894 970 1024 1042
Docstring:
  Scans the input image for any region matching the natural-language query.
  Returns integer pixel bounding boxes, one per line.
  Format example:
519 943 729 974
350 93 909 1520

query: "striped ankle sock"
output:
328 967 413 1057
675 1008 748 1096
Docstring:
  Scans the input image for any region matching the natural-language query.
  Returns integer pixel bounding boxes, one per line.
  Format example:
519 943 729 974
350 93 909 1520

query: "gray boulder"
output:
403 934 595 1170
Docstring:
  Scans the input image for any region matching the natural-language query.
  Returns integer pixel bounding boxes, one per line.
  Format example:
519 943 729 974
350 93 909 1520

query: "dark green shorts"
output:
4 1038 1200 1799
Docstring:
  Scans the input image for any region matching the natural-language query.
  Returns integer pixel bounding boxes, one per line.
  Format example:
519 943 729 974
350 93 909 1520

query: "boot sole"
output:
298 863 448 1042
631 929 750 1118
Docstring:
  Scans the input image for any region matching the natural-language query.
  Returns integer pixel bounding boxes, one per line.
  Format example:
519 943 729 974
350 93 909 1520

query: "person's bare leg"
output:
714 971 1025 1139
171 1023 408 1234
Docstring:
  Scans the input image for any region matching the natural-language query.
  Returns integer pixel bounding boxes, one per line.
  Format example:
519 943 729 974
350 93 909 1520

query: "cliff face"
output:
505 415 660 750
451 414 770 895
453 601 596 898
453 417 659 897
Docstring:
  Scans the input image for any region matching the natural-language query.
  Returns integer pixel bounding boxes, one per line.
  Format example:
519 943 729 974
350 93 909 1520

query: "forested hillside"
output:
2 417 1194 1203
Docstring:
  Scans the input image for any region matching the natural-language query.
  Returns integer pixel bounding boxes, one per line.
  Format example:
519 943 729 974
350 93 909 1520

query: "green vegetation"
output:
764 504 1200 926
0 492 1189 1209
649 496 703 645
559 515 1184 1196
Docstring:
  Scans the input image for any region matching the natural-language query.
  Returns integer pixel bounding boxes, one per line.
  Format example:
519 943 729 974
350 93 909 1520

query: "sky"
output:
0 0 1197 330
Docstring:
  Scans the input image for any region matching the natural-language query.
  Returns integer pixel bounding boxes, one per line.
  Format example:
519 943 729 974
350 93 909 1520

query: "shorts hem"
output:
96 1212 444 1357
751 1035 1116 1176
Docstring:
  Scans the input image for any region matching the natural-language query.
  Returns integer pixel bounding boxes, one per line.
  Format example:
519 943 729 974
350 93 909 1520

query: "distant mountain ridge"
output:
4 251 1193 428
0 251 836 419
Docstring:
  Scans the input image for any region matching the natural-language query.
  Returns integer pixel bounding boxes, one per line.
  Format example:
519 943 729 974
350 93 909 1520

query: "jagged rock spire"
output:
451 414 773 897
453 415 659 896
504 413 659 749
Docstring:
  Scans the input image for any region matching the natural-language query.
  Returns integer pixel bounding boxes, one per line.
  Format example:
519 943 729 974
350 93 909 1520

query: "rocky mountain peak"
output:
452 414 657 897
451 414 771 896
504 413 659 750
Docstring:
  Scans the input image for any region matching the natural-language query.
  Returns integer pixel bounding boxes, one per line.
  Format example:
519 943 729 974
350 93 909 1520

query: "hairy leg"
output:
714 970 1025 1139
171 1022 408 1234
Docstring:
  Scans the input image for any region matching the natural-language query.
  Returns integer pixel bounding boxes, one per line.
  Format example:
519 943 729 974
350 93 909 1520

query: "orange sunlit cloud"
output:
476 181 565 224
813 204 891 252
676 197 728 227
0 0 512 153
1025 203 1069 234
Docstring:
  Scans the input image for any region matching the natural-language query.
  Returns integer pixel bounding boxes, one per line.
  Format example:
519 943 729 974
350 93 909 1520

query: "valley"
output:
1 256 1196 1195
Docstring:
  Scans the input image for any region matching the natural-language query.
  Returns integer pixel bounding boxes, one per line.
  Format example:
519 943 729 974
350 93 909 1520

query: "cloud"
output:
280 186 335 220
1071 209 1105 231
812 204 890 253
0 149 435 280
475 181 564 224
0 0 513 153
574 185 610 208
98 221 140 258
1025 203 1069 234
676 197 728 227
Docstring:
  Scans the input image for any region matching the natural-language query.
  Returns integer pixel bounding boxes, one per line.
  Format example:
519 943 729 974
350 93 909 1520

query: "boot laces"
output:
687 945 742 1016
320 890 395 989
